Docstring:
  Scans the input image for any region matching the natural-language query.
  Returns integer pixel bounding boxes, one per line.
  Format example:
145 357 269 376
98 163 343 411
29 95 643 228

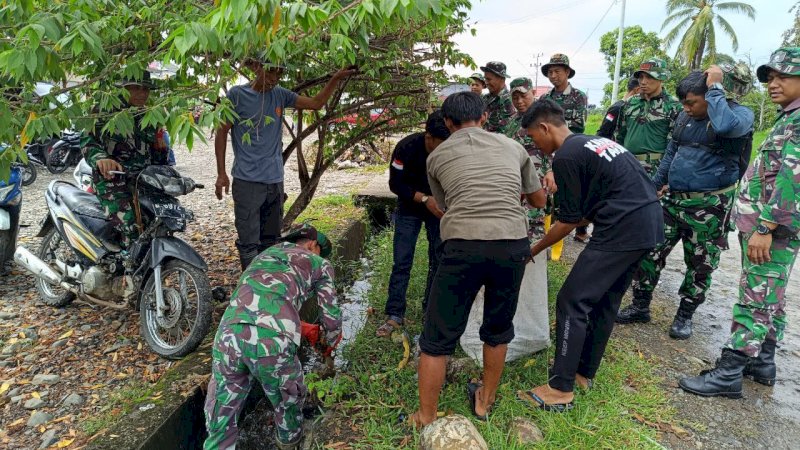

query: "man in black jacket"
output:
377 110 450 337
596 78 639 140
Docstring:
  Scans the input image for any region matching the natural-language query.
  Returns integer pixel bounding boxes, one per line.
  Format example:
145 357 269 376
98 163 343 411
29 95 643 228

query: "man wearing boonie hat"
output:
204 223 341 449
540 53 591 242
214 53 357 270
616 57 682 177
469 73 486 95
680 47 800 398
480 61 516 133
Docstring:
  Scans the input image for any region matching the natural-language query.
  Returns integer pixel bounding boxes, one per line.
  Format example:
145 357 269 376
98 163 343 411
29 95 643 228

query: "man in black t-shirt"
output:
516 99 664 412
377 110 450 337
596 78 639 140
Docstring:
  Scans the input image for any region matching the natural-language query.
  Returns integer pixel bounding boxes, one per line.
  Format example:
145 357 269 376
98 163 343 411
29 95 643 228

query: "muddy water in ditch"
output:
657 231 800 421
237 259 373 449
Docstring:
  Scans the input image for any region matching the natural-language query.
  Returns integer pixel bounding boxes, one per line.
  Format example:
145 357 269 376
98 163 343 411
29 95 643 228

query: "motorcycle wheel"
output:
21 161 37 186
35 229 76 306
140 260 212 359
46 147 69 174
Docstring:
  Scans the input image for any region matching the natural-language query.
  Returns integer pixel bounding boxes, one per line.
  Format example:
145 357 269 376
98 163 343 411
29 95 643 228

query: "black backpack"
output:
671 100 753 179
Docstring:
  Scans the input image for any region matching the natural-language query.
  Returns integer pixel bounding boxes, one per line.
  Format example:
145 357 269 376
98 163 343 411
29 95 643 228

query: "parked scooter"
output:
19 137 58 186
1 149 23 271
14 165 212 358
46 131 85 174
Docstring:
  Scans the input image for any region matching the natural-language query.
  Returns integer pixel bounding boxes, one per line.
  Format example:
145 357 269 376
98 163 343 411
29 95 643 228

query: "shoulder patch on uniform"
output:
391 158 404 170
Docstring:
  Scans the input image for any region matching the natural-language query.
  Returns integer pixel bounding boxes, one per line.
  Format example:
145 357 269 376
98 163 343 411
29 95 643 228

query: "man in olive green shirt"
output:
616 58 682 176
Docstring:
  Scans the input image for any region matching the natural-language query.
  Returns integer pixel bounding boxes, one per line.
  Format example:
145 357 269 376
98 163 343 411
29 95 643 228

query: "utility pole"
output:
531 52 544 98
611 0 626 104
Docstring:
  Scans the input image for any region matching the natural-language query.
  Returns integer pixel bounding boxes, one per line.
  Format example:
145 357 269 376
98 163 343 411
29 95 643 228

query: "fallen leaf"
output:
38 425 45 433
58 329 74 340
56 438 75 448
0 382 10 395
32 391 41 399
19 331 26 338
9 418 25 427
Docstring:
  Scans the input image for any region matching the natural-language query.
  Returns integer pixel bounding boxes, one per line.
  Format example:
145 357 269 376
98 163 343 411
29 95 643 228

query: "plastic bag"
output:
459 253 550 363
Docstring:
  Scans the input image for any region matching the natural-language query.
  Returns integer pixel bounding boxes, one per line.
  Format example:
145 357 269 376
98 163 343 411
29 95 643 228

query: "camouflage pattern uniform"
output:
204 242 341 449
504 77 548 237
85 117 168 248
727 47 800 357
480 61 515 133
541 85 587 134
483 87 515 133
616 58 682 176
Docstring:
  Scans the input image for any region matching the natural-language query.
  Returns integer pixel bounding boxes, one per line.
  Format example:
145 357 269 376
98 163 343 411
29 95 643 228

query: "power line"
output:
573 0 617 56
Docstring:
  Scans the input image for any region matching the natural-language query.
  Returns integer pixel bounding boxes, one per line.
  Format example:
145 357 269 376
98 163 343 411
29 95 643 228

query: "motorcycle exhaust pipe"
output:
14 246 64 286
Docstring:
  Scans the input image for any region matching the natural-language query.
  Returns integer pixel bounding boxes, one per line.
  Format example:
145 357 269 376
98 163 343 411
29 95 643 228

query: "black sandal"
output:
516 389 574 413
467 382 492 421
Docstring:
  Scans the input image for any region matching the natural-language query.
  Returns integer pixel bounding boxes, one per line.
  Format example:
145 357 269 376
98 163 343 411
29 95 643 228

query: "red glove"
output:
300 321 320 346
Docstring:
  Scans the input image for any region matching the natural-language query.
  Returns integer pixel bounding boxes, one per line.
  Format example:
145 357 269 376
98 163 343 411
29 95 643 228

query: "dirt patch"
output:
561 230 800 449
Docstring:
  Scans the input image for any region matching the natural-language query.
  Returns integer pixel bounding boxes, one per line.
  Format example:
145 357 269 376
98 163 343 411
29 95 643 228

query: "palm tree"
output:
662 0 755 70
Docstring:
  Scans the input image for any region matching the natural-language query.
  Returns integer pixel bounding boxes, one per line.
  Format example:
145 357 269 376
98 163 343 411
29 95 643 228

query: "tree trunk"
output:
691 33 707 70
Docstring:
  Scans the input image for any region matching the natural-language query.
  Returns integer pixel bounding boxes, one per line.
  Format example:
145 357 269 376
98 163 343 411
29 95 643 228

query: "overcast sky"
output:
451 0 795 105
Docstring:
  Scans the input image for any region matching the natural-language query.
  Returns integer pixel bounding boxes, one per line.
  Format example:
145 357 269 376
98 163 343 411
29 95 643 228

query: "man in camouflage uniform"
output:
86 71 169 248
505 77 547 237
480 61 515 133
617 67 755 340
204 225 340 449
540 54 590 242
680 47 800 398
616 58 682 177
469 73 486 95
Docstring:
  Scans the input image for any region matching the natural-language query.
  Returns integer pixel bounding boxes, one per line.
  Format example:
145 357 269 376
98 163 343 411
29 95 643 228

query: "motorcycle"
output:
19 137 58 186
14 165 212 358
1 151 23 270
45 131 85 174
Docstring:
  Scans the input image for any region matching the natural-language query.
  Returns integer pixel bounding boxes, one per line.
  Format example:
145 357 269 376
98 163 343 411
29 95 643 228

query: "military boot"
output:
615 296 651 324
678 348 748 398
743 340 777 386
669 300 695 340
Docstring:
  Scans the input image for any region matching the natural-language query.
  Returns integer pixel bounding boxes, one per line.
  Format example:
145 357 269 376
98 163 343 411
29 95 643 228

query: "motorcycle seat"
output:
53 182 106 220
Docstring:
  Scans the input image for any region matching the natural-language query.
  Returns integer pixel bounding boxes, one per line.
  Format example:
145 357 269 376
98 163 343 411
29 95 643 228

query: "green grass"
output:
287 194 365 239
753 129 768 153
81 381 161 435
320 230 674 448
585 113 602 136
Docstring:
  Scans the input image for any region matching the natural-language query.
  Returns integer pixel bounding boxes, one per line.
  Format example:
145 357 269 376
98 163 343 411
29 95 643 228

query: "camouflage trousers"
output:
93 177 137 248
203 323 305 450
632 192 733 311
635 153 661 177
728 233 800 357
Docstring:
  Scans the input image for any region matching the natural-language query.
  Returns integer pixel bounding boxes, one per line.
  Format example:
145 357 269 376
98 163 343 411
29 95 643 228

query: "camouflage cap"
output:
283 224 332 258
541 53 575 79
480 61 510 79
510 77 534 94
634 58 669 81
756 47 800 82
720 62 753 97
469 72 486 85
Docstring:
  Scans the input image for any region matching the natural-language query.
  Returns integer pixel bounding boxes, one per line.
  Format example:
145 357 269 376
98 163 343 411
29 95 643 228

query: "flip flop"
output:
467 382 491 421
573 235 590 243
516 389 574 413
375 319 402 337
576 378 594 392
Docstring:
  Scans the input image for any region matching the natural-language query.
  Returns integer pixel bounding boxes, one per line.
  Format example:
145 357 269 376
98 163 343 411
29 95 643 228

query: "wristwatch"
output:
420 195 430 204
756 223 773 235
709 82 725 92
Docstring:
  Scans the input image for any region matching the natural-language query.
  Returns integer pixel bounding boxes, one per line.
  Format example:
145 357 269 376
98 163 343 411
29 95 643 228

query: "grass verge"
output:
318 229 674 448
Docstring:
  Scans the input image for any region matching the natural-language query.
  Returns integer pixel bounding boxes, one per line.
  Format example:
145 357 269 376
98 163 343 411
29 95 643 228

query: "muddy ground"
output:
562 228 800 449
0 132 380 449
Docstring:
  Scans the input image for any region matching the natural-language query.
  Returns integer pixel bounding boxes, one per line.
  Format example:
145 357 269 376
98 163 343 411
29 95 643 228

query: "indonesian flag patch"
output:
392 159 404 170
605 113 615 121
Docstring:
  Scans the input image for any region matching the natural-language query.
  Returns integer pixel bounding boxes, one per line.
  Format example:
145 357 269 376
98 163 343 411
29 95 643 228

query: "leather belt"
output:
635 152 663 162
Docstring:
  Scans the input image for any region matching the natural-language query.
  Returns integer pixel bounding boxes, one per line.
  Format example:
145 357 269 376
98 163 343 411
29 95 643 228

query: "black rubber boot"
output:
744 340 777 386
615 297 651 324
669 301 695 340
678 348 748 398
